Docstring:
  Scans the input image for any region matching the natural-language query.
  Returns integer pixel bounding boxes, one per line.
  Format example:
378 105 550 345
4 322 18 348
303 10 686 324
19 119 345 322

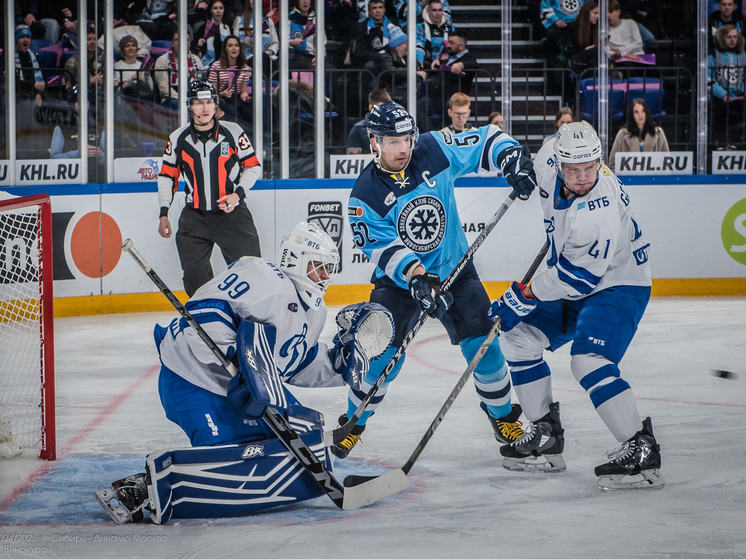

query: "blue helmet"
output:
367 102 419 140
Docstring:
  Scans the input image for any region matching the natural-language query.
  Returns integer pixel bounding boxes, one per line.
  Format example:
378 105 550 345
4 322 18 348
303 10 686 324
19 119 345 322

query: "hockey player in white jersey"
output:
94 222 395 524
488 122 664 490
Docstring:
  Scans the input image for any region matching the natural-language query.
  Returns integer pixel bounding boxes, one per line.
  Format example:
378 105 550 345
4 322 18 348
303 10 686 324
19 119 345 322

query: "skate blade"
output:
502 454 566 473
93 488 133 525
597 469 666 490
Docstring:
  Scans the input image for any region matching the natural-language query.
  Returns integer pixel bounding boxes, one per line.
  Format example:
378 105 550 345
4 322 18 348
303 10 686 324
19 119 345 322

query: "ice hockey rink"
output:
1 297 745 559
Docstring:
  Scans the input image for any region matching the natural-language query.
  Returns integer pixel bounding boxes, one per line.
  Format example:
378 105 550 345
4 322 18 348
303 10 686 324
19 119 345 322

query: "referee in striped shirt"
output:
158 80 262 296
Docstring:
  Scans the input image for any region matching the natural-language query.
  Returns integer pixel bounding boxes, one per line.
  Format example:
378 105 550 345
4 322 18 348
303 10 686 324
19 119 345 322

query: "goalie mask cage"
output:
0 193 55 460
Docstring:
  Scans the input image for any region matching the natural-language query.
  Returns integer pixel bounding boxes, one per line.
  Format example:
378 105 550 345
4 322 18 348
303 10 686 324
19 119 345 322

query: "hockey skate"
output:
481 402 525 444
330 414 365 459
500 401 566 473
94 473 151 524
595 417 665 490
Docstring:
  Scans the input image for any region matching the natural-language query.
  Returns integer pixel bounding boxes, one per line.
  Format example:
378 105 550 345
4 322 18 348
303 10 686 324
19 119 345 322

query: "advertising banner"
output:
614 152 693 175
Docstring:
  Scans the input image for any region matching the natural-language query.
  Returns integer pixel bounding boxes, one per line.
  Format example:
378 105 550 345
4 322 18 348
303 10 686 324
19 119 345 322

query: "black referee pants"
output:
175 204 261 296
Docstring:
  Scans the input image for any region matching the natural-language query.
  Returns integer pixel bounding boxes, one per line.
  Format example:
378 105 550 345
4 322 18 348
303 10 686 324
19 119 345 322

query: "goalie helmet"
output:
553 121 603 181
278 222 340 310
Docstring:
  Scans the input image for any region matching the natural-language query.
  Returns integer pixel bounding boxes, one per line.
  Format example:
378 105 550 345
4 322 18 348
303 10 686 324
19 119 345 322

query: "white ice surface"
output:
1 298 745 558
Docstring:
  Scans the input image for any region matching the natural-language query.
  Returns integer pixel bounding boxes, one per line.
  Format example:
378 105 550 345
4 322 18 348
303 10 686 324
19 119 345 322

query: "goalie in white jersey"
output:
488 122 664 490
95 222 395 524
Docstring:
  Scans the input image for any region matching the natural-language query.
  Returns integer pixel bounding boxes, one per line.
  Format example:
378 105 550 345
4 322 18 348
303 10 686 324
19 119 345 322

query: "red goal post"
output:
0 193 55 460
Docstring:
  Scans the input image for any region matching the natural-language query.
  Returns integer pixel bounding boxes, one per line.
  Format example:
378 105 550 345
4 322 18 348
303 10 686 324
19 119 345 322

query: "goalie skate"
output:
595 417 665 490
500 402 566 473
93 473 151 525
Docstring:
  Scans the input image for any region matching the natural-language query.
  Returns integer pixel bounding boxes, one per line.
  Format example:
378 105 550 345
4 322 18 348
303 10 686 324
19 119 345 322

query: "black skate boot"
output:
94 473 151 525
500 401 566 472
481 402 525 444
595 417 665 490
330 414 366 459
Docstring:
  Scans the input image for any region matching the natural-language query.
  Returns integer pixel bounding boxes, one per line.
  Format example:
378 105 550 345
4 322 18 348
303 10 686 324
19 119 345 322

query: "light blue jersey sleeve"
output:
432 125 520 178
349 194 421 287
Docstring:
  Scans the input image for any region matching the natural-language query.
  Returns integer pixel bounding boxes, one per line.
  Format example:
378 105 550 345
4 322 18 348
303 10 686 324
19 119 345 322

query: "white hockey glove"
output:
329 302 395 390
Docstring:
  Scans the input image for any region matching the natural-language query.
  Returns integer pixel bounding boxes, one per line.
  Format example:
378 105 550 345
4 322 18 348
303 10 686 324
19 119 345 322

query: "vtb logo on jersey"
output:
308 201 343 272
241 445 265 459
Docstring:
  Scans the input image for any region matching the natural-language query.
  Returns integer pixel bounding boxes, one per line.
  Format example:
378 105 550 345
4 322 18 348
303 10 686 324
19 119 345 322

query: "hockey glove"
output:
497 145 537 200
409 272 454 320
328 332 368 391
488 281 537 332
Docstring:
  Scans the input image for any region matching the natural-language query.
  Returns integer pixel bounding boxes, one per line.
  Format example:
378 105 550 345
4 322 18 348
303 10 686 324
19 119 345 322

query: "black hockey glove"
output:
409 272 453 320
497 145 537 200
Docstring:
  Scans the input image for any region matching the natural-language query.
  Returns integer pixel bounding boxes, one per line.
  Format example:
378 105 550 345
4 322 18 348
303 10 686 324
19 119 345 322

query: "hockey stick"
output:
122 239 406 510
343 242 549 492
326 189 522 447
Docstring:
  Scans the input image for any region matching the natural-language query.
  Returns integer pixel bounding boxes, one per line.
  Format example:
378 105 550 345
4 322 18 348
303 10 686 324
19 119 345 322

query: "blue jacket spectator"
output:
352 0 402 71
416 0 454 67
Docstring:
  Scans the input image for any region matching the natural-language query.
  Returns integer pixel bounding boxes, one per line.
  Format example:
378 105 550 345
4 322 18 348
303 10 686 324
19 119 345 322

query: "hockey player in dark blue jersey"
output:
332 101 538 459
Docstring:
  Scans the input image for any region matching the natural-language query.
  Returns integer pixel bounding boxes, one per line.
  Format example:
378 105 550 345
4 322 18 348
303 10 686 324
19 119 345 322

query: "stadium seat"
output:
627 77 666 120
579 78 625 124
33 50 58 69
151 40 172 50
60 51 77 67
30 39 52 51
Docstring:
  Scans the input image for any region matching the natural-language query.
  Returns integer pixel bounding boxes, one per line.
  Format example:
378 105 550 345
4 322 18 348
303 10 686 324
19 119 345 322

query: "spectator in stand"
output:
16 0 77 44
609 98 669 170
14 25 45 108
65 27 104 95
427 30 479 108
193 0 233 67
441 92 476 134
488 111 503 128
710 0 744 48
50 85 106 176
563 0 598 74
209 35 251 123
327 0 359 45
708 24 746 145
136 0 178 41
346 88 391 154
288 0 321 69
114 35 154 99
395 0 451 27
375 28 421 102
155 29 204 111
352 0 402 73
540 0 587 58
233 0 279 77
543 106 574 144
606 0 646 66
416 0 453 70
619 0 666 43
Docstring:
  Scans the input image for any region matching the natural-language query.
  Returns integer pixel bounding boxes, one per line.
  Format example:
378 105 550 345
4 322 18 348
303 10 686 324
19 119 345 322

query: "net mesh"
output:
0 203 45 453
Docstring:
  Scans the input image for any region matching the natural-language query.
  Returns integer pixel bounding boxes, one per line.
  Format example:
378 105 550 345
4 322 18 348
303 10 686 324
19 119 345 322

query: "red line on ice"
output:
0 364 161 514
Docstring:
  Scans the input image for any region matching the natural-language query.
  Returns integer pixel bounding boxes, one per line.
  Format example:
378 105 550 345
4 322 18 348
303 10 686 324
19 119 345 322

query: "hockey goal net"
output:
0 193 55 460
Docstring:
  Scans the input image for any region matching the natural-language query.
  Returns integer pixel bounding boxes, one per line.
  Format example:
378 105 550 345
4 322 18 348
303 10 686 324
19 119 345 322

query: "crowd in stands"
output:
3 0 746 170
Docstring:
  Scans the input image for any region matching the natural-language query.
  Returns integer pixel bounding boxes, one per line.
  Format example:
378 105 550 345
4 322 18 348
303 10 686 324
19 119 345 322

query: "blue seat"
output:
579 78 625 124
626 77 666 120
33 50 58 69
30 38 52 51
60 51 77 67
151 40 172 50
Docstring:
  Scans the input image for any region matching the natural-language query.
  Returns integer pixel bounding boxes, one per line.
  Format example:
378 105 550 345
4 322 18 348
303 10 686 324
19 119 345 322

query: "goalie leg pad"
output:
145 429 332 524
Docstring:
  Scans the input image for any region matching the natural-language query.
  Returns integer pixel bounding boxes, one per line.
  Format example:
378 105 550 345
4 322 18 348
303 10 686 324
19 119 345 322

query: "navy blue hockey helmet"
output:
367 102 419 140
186 79 219 109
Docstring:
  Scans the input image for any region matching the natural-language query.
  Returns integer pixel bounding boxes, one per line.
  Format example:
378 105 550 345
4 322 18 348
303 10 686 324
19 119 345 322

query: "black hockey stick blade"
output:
324 189 522 447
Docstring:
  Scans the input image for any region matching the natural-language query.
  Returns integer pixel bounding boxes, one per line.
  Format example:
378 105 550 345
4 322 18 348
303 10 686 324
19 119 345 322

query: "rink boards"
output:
2 175 745 315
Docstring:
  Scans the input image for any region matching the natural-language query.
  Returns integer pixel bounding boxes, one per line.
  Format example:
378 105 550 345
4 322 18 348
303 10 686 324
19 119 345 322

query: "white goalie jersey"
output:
530 141 652 302
157 257 343 396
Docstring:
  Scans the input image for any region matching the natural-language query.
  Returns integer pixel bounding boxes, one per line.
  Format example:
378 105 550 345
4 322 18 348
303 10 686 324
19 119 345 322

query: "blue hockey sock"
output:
460 334 511 419
346 345 405 426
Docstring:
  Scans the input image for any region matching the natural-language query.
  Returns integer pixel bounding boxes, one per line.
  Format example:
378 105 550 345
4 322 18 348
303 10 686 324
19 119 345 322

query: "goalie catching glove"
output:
409 272 453 320
497 145 537 200
329 302 395 391
488 281 537 332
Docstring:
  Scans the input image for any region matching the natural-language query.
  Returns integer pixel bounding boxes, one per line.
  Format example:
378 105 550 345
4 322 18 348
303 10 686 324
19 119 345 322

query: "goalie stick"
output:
326 189 522 447
122 240 406 510
343 243 549 494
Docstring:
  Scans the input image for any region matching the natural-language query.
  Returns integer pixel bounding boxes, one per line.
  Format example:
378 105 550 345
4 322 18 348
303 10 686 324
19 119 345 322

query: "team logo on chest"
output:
397 196 446 252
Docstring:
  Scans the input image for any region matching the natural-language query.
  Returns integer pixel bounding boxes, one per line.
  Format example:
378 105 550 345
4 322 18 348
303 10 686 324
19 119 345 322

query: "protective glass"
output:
374 132 419 153
559 159 601 184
